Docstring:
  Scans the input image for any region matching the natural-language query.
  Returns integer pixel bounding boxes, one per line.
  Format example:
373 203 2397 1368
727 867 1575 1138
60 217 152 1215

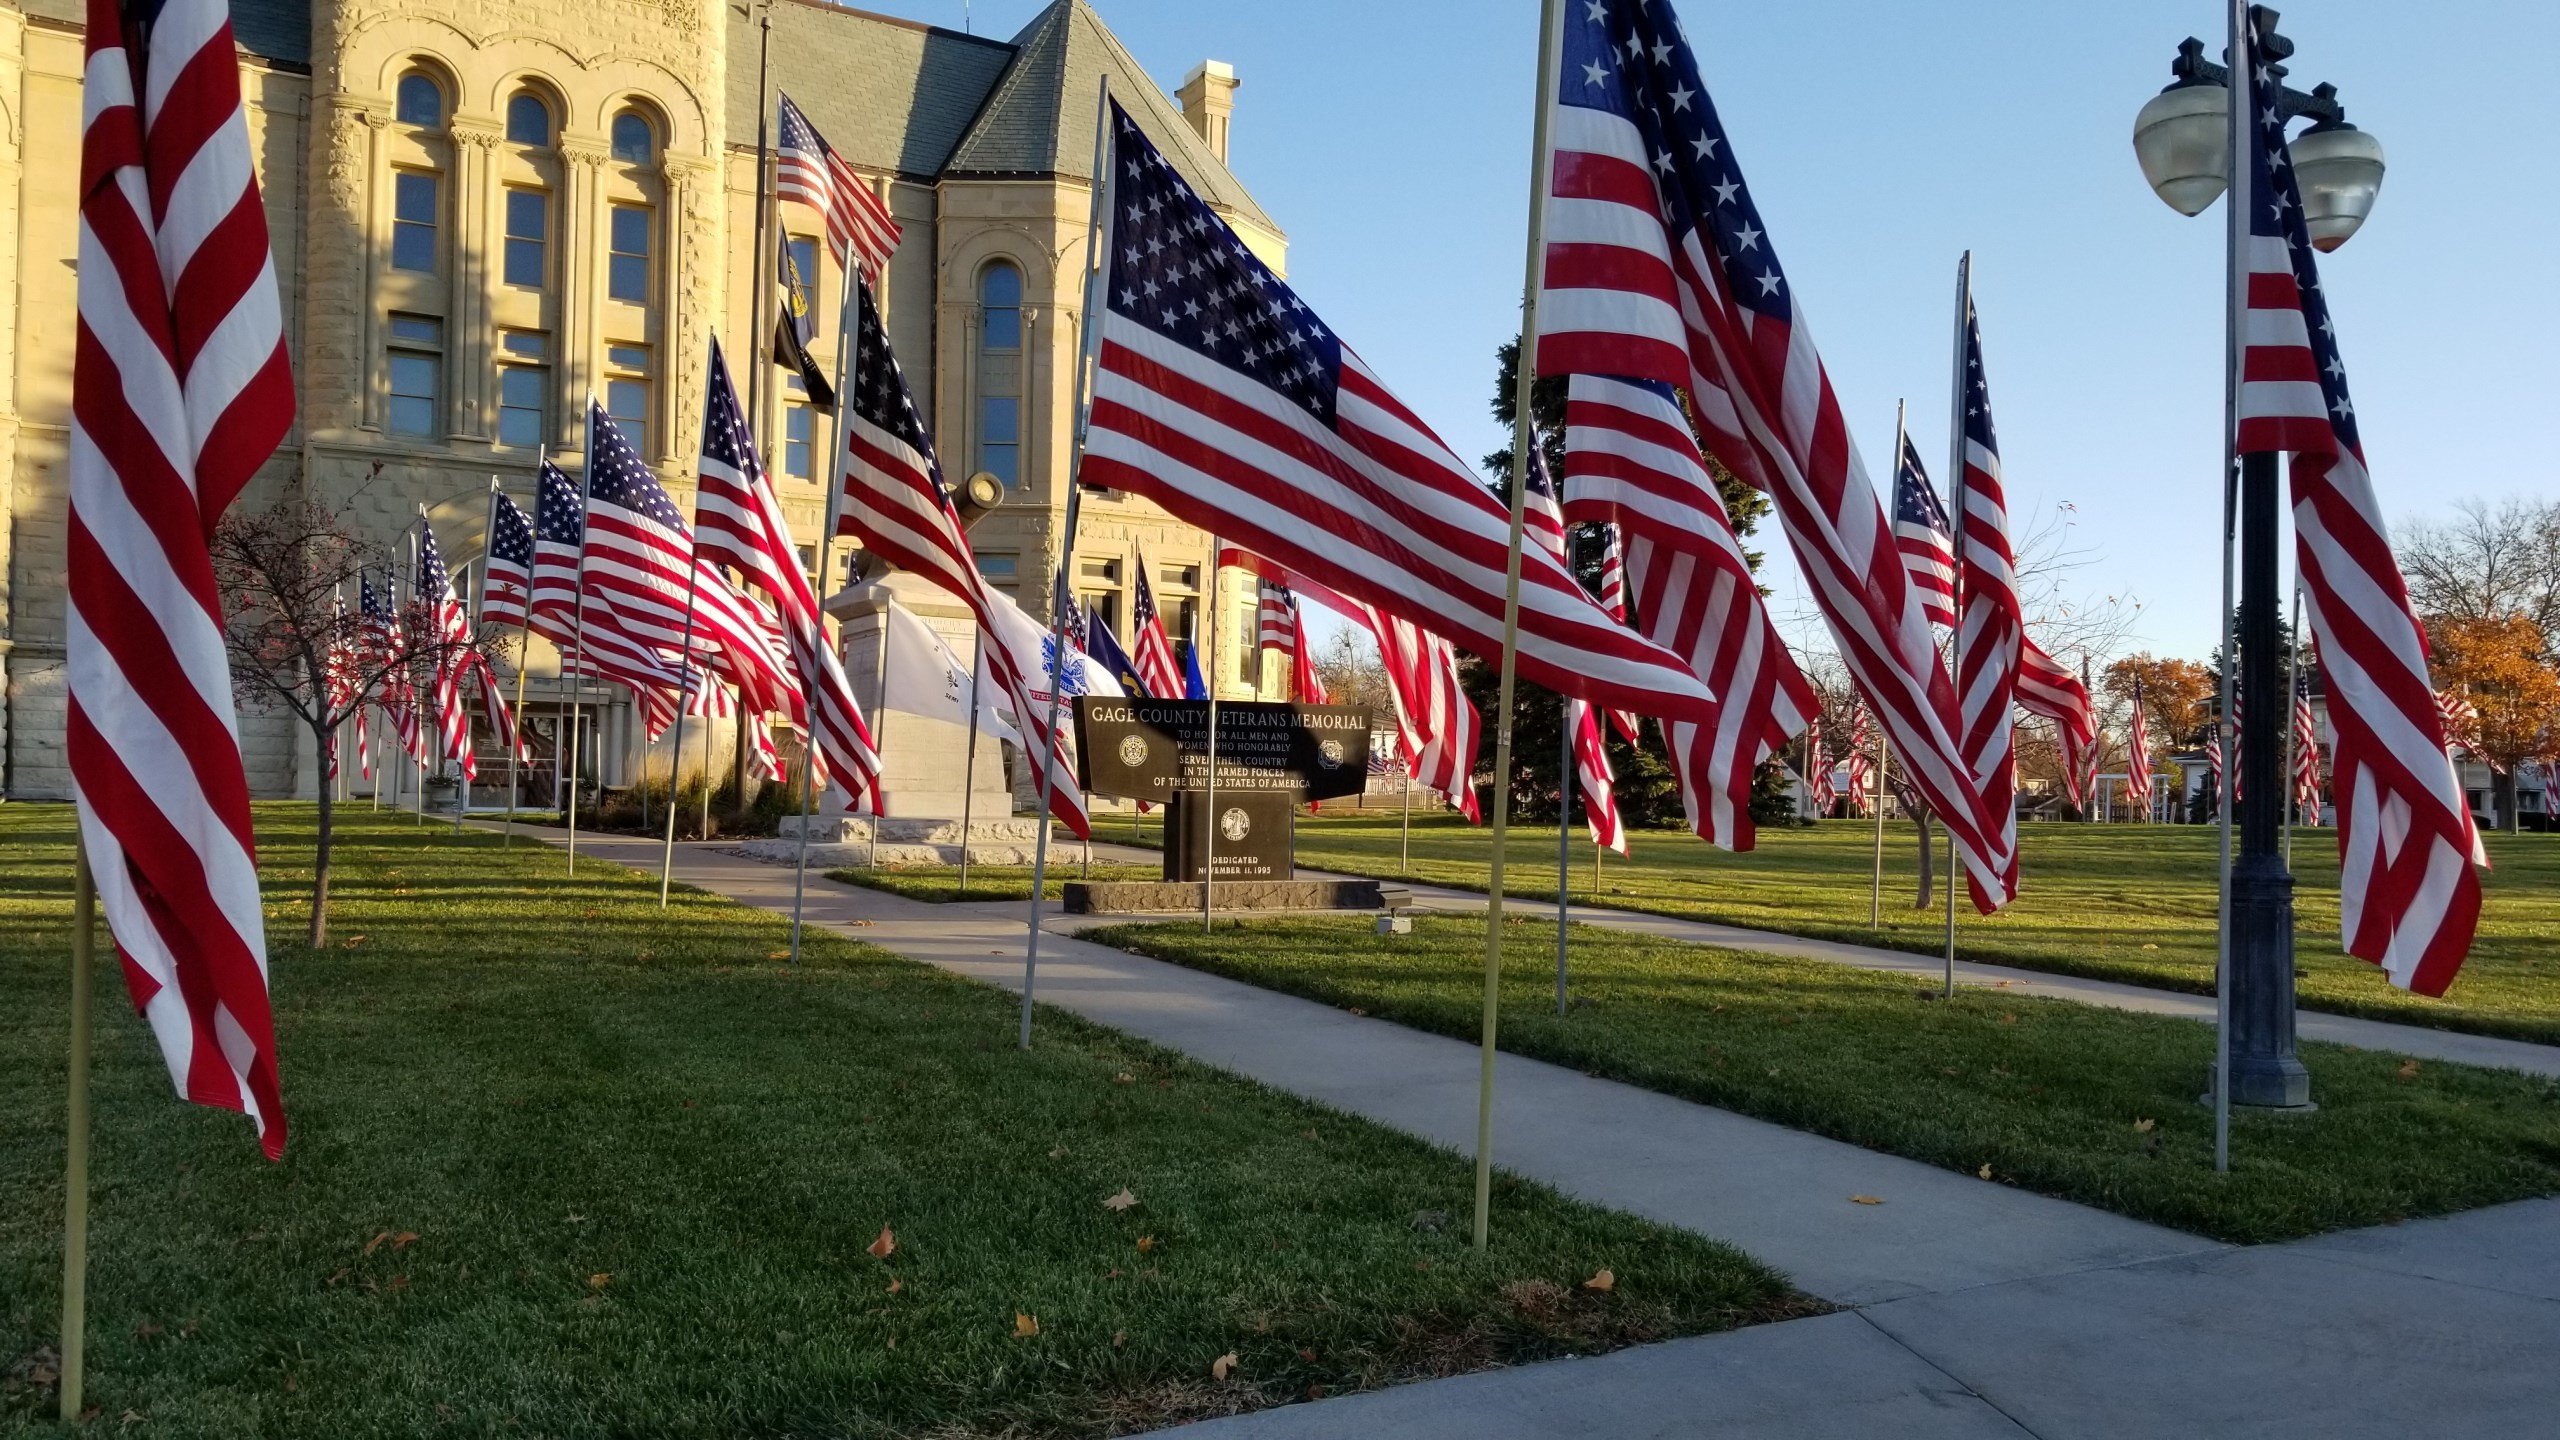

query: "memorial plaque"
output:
1074 699 1372 803
1165 791 1294 882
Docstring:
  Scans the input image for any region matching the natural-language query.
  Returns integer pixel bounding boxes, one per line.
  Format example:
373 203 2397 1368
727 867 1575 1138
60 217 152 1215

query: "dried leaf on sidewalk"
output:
1850 1195 1884 1206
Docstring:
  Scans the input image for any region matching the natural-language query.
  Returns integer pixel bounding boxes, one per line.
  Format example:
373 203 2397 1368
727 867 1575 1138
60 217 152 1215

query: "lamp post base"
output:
2224 851 2313 1109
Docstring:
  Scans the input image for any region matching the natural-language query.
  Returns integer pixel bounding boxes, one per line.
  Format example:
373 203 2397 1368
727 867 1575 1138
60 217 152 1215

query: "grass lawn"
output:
1090 916 2560 1244
831 865 1164 905
0 806 1797 1438
1282 811 2560 1047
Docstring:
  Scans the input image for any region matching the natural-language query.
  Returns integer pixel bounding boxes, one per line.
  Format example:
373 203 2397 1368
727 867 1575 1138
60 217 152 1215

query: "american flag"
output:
2123 677 2154 817
2235 16 2480 993
579 400 799 720
2432 690 2479 757
481 490 535 631
1804 728 1835 814
1522 443 1625 852
834 281 1088 837
2293 669 2324 818
1845 704 1876 817
1892 432 1958 628
67 0 293 1155
1560 375 1810 848
1130 548 1188 699
1947 272 2023 898
415 520 476 780
1289 609 1331 706
1257 577 1296 652
1534 1 2005 903
1589 521 1641 742
689 338 881 808
364 569 422 762
776 92 901 276
1080 104 1719 732
2208 699 2239 807
529 459 690 726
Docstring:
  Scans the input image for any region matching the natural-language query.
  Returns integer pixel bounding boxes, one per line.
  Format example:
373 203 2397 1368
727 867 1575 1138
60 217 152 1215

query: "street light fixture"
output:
2133 31 2386 250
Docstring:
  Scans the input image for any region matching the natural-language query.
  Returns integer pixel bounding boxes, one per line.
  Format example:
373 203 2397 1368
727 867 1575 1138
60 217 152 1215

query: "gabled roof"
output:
736 0 1016 181
943 0 1277 236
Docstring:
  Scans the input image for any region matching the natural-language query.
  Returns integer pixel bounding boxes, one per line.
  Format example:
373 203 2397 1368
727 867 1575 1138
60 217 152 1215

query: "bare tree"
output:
2397 497 2560 636
215 493 496 946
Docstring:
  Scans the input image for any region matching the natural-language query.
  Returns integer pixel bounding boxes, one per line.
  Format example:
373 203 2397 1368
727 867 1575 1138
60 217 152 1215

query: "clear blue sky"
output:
860 0 2557 662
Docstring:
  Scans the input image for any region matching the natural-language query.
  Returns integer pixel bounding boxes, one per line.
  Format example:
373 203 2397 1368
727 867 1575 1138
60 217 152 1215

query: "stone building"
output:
0 0 1288 799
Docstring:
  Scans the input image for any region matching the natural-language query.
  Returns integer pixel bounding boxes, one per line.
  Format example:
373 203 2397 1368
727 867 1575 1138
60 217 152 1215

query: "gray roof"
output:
734 1 1014 181
943 0 1277 235
20 0 313 69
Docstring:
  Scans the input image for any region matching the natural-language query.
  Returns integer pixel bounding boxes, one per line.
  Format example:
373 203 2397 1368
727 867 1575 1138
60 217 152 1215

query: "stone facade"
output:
0 0 1292 799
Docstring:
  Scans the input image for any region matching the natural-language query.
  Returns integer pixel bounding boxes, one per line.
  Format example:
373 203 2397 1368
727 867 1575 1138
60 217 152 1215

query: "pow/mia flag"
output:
774 231 835 410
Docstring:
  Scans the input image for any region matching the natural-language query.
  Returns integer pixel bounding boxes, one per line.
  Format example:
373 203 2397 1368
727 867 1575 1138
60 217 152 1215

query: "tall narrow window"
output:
610 110 655 166
976 260 1024 491
976 553 1020 600
608 204 652 304
496 330 549 448
391 170 439 274
605 343 652 456
784 402 814 480
395 71 443 127
505 91 551 147
386 314 443 437
1078 557 1123 635
503 187 548 289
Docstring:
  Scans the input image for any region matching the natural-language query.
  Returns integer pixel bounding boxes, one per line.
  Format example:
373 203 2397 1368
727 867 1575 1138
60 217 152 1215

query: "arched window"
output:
395 70 444 128
610 110 655 165
976 260 1024 490
505 91 552 146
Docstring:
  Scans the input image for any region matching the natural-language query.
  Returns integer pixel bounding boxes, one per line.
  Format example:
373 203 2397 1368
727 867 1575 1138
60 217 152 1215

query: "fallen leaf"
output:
588 1273 612 1290
392 1231 419 1251
1048 1146 1070 1158
1348 1007 1366 1017
1211 1351 1239 1381
1999 1013 2018 1025
1977 1163 1993 1180
1851 1195 1885 1206
362 1231 391 1257
1013 1312 1040 1338
1298 1348 1319 1363
1102 1188 1139 1212
767 950 791 960
134 1321 164 1339
886 1278 903 1295
1582 1268 1615 1292
1136 1235 1156 1254
1112 1073 1136 1085
2133 1118 2157 1133
2141 943 2159 950
867 1225 897 1260
1113 1330 1127 1348
340 935 368 948
2397 1059 2421 1080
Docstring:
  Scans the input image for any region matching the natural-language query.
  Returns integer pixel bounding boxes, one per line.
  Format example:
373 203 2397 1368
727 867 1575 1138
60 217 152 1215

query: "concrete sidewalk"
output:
516 831 2560 1437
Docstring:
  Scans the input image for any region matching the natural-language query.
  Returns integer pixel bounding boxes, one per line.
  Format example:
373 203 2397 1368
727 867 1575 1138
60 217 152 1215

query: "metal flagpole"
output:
1400 748 1412 873
733 0 777 821
956 628 985 897
2212 0 2249 1175
460 481 502 835
654 536 707 905
1872 732 1890 930
1019 73 1115 1050
1555 700 1572 1015
2282 580 2302 866
1199 542 1222 932
1477 0 1568 1254
58 841 95 1423
565 415 598 875
869 616 892 869
787 213 867 965
407 521 428 826
1941 255 1972 999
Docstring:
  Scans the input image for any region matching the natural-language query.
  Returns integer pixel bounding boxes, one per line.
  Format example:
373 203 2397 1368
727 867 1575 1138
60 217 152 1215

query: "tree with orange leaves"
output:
2427 614 2560 832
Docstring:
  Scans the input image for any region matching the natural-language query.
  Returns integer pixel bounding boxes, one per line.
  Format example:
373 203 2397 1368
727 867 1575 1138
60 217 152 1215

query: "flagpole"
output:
1020 73 1114 1050
566 416 598 875
1199 543 1222 931
58 840 95 1424
788 227 867 965
655 551 705 905
746 3 776 475
1941 254 1971 999
2212 0 2250 1176
407 521 427 826
1872 730 1890 930
1478 0 1568 1254
2283 579 2302 867
461 481 502 835
1555 700 1572 1015
1400 748 1412 874
957 627 984 897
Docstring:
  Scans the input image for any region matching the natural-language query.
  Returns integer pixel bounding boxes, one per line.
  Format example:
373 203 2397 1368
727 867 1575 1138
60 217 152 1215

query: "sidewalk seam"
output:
1849 1308 2050 1440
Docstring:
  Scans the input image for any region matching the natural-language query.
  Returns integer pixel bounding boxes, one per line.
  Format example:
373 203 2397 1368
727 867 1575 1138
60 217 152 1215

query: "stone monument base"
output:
1062 879 1407 915
735 815 1049 867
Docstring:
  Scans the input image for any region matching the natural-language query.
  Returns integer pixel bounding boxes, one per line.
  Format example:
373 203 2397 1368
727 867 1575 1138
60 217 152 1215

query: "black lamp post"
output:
2132 7 2384 1112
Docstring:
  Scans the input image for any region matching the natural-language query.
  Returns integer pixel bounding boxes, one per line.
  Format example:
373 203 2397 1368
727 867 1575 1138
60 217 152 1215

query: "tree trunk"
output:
1910 810 1936 910
309 717 335 949
2494 767 2520 834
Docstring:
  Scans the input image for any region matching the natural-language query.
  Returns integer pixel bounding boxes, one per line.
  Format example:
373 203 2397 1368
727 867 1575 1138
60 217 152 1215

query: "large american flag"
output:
1946 274 2022 898
834 281 1088 837
580 400 798 720
481 490 534 631
1080 104 1720 731
1560 374 1808 848
415 520 476 781
776 92 900 276
690 338 881 808
1129 547 1188 700
1534 0 2007 905
1892 432 1958 628
68 0 293 1155
2235 17 2480 994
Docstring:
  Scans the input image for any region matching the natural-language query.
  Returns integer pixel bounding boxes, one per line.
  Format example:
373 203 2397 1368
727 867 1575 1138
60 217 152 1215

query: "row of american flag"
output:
66 0 2481 1162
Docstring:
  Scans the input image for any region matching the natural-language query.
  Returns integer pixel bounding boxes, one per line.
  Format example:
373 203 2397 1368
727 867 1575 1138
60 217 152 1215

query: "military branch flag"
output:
1081 105 1720 730
775 92 901 276
2235 16 2480 993
1129 550 1188 700
1534 2 2006 900
773 231 835 409
1087 607 1153 699
1560 375 1810 848
835 281 1089 837
69 0 295 1155
691 339 881 808
481 491 536 630
1892 434 1958 629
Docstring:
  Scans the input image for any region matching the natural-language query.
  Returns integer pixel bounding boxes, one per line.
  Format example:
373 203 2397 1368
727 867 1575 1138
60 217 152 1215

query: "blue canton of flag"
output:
584 404 689 530
535 460 583 548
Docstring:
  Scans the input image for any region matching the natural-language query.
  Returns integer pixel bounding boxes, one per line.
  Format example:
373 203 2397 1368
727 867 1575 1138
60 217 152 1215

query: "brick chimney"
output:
1176 60 1239 163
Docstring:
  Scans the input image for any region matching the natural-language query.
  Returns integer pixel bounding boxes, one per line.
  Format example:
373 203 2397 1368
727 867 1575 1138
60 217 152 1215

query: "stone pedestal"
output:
824 571 1017 821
